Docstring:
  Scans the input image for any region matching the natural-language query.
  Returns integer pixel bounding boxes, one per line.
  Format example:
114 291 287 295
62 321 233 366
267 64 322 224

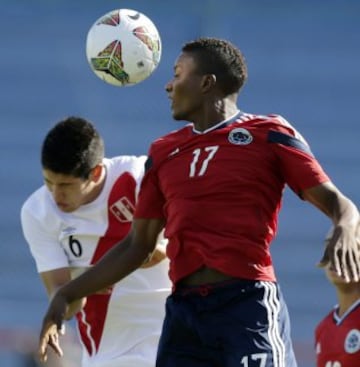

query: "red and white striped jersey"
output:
21 155 171 367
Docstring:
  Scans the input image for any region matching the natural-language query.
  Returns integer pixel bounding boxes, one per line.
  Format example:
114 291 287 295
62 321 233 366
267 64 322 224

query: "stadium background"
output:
0 0 359 366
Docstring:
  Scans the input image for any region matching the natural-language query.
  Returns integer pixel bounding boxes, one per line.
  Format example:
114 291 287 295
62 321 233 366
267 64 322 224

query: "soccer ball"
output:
86 9 161 87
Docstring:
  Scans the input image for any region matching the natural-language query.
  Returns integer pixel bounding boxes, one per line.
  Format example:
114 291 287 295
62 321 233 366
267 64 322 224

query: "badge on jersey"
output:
110 197 135 222
228 128 253 145
344 329 360 354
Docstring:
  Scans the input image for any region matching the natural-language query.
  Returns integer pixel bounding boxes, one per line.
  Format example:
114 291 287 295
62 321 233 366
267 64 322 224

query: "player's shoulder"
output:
148 125 192 158
238 112 309 145
152 125 192 146
104 155 147 172
239 112 295 133
314 310 335 339
22 185 49 211
21 185 56 221
104 155 147 185
315 308 335 334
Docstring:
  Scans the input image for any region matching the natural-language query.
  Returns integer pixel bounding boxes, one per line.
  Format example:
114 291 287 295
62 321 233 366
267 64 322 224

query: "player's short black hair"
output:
182 37 248 95
41 116 104 179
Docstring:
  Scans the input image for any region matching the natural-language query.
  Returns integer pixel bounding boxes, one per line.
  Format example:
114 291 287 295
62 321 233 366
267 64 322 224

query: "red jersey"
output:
315 300 360 366
135 112 329 285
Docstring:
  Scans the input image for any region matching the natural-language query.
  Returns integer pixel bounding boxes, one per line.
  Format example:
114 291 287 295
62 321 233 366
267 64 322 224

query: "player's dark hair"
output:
41 116 104 179
182 37 247 95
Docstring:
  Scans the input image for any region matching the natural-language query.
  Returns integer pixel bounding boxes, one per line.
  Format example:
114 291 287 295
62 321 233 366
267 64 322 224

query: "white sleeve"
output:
131 155 147 199
109 155 147 198
20 203 69 273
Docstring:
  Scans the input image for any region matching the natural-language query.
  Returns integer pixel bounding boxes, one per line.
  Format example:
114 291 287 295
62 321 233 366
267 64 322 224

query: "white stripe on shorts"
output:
261 281 286 367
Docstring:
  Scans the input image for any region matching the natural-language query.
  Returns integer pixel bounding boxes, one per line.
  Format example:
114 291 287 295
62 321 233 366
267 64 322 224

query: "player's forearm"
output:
58 235 149 303
304 182 359 226
49 291 86 320
321 190 359 228
64 298 87 320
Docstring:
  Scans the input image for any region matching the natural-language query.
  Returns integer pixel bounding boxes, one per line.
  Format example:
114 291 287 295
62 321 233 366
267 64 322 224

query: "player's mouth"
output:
56 202 70 211
169 99 175 111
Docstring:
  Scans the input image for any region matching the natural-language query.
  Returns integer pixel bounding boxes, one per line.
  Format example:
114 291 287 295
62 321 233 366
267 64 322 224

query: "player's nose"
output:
51 185 65 201
165 80 173 93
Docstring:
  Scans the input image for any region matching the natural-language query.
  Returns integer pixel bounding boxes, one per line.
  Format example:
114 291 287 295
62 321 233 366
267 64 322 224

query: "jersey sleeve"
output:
267 122 330 196
20 201 69 273
110 155 147 199
133 155 147 199
134 154 166 219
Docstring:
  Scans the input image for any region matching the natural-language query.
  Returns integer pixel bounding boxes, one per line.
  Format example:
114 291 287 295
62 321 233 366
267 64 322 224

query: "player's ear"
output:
201 74 216 92
90 164 103 182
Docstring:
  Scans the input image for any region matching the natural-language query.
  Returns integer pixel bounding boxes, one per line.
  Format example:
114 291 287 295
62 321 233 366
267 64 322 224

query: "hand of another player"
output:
140 246 167 268
318 221 360 282
38 292 68 362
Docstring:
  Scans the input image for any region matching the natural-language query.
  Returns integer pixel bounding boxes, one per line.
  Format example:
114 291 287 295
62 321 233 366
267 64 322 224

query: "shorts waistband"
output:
174 278 256 297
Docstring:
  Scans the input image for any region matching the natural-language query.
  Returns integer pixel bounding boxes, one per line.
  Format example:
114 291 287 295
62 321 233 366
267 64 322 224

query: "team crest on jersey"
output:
344 329 360 354
228 128 253 145
110 197 135 222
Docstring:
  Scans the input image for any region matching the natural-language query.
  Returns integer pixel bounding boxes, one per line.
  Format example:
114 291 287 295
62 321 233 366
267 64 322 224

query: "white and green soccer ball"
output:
86 9 162 86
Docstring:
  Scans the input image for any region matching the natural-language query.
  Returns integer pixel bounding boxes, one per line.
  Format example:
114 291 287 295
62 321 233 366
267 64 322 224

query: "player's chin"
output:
56 203 76 213
326 269 348 284
171 107 186 121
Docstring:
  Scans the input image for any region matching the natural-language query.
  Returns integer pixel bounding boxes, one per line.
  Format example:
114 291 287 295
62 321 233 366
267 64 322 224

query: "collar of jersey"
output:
192 110 243 135
333 298 360 324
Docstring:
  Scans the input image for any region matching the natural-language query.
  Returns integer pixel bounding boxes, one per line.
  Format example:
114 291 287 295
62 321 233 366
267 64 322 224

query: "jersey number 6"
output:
68 235 83 257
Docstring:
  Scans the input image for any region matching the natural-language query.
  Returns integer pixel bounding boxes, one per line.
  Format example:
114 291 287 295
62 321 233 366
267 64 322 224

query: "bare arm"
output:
38 218 164 362
302 181 360 282
40 268 87 320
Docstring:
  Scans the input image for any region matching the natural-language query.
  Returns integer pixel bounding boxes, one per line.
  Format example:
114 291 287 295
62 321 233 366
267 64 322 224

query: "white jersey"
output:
21 156 171 367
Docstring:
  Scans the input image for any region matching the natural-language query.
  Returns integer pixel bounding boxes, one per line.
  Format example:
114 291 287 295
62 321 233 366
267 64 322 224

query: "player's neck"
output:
336 286 360 317
192 101 239 132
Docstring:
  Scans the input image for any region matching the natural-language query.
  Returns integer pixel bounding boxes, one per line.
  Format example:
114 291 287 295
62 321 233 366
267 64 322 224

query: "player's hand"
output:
141 246 167 268
38 292 68 362
318 222 360 282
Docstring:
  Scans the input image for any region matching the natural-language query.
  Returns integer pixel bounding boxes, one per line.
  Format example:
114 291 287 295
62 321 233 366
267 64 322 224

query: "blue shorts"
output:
156 279 297 367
